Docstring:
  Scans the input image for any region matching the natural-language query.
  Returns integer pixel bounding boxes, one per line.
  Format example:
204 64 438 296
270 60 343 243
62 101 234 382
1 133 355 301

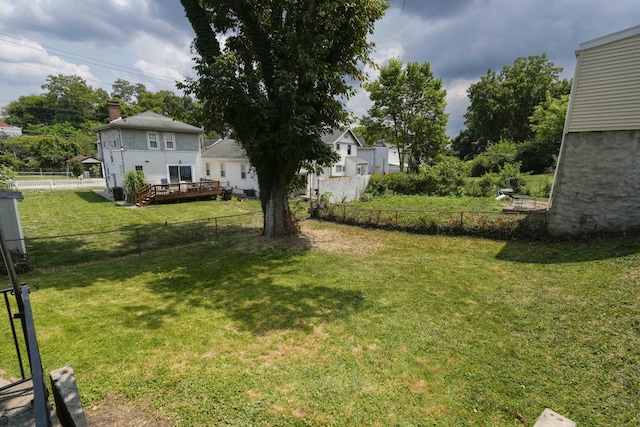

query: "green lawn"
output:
2 190 639 425
18 190 262 237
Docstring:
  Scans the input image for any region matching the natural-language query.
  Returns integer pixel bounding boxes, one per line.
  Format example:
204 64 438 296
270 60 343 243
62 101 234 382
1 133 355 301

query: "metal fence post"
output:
460 212 464 227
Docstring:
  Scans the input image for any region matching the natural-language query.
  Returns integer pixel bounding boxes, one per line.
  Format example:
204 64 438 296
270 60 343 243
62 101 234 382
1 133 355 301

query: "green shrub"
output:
123 170 147 202
469 140 517 177
0 165 16 190
516 139 560 174
69 160 85 177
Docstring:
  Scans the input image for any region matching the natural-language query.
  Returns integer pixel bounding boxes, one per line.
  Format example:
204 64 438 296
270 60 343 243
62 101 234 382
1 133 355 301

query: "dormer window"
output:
336 143 340 151
347 145 352 155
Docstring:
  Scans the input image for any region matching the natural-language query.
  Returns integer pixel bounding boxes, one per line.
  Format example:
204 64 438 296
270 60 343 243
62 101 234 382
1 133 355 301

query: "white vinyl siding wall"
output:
566 32 640 132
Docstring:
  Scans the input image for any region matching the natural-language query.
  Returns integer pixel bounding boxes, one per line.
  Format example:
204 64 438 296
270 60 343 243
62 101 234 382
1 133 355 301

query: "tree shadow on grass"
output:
74 191 112 203
30 231 366 336
496 235 640 264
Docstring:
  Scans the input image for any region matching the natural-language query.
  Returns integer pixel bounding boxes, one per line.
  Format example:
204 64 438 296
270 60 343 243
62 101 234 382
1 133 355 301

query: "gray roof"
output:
346 156 369 165
202 139 248 160
92 111 203 133
321 128 363 146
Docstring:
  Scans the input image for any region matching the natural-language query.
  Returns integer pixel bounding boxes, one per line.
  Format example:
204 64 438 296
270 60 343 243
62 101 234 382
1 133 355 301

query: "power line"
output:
0 33 180 83
0 57 114 87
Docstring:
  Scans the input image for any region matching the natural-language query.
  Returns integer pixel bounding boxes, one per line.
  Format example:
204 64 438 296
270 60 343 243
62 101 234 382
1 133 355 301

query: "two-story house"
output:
93 102 204 191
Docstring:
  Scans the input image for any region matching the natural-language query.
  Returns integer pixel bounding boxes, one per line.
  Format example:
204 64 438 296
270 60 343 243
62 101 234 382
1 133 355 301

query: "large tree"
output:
462 54 570 152
363 58 448 172
180 0 388 237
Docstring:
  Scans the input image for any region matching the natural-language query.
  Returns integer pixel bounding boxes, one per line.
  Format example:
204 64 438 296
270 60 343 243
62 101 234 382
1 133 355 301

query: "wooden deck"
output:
135 180 222 206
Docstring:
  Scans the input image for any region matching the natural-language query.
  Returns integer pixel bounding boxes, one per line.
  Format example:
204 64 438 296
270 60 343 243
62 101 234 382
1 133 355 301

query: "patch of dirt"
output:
225 222 384 255
84 393 174 427
299 223 384 254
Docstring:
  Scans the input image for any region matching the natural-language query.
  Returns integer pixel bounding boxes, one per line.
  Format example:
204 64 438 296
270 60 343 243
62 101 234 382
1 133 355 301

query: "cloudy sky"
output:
1 0 639 137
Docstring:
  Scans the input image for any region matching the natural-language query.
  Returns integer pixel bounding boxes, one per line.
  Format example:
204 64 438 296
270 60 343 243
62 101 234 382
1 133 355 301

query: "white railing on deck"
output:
12 178 107 190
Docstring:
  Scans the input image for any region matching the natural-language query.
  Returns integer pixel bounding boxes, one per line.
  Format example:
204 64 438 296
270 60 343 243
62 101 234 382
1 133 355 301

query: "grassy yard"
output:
17 190 262 237
1 191 639 425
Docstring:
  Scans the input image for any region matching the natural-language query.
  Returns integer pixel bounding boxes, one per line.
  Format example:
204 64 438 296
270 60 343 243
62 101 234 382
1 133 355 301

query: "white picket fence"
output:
11 178 107 191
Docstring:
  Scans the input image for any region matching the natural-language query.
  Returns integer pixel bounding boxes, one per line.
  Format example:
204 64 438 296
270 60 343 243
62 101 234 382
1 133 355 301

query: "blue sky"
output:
1 0 639 137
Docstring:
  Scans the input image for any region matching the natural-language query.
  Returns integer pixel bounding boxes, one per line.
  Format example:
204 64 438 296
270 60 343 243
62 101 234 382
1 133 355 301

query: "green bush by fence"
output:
311 202 547 240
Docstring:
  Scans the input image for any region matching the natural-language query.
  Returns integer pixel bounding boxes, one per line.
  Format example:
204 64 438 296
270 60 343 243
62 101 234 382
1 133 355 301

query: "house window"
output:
336 143 340 151
241 164 247 179
220 163 226 177
135 165 143 172
205 162 211 176
165 133 175 150
168 165 193 183
347 145 352 155
374 165 381 173
336 164 343 173
148 132 158 149
110 155 114 163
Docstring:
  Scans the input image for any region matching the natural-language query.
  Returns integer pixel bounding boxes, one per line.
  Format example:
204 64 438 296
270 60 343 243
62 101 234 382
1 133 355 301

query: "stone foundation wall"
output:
548 130 640 236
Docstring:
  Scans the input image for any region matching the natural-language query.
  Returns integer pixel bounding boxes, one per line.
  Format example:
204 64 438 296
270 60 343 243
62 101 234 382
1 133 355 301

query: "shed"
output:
0 191 26 256
548 25 640 235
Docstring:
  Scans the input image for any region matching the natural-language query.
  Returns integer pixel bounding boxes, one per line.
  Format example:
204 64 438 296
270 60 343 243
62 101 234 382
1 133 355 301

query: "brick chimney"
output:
107 101 121 122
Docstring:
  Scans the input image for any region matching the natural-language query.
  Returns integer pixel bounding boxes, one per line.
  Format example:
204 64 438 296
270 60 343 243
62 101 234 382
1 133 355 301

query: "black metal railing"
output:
1 287 26 380
20 285 51 427
0 285 52 426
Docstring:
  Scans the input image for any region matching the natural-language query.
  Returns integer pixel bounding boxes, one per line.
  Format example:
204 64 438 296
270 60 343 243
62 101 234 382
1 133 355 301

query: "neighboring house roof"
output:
201 138 248 160
92 111 203 133
321 128 364 146
346 156 369 165
0 121 13 128
67 155 101 164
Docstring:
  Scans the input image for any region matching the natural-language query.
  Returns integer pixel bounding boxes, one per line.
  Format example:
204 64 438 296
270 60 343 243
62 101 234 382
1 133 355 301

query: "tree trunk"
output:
260 166 297 239
263 185 290 238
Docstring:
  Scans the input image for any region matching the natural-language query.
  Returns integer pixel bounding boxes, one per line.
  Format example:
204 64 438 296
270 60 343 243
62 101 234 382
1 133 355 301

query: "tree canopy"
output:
180 0 388 238
460 54 570 155
363 58 448 172
1 74 203 171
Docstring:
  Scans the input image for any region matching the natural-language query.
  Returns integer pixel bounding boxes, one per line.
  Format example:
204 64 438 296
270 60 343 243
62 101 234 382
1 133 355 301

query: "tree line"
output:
358 53 570 177
0 74 203 172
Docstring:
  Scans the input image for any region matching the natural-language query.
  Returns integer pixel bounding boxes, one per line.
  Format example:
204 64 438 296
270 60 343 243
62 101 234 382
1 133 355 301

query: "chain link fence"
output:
9 211 263 270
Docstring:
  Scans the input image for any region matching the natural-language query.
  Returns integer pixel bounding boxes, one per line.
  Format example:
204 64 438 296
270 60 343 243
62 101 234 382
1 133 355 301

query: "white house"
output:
201 138 259 193
548 24 640 235
357 139 390 175
93 102 204 190
0 120 22 138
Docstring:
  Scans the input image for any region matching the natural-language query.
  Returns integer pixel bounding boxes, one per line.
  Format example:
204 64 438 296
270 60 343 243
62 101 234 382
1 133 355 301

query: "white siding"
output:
567 32 640 132
203 159 258 191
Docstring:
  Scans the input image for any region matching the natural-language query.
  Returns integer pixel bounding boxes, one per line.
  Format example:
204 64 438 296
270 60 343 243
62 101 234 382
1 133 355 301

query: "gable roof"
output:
92 111 203 133
321 128 364 146
0 121 19 129
67 155 101 164
202 138 248 160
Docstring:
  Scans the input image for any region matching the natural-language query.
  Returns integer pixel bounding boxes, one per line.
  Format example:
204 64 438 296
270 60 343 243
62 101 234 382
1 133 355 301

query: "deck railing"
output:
135 180 221 205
